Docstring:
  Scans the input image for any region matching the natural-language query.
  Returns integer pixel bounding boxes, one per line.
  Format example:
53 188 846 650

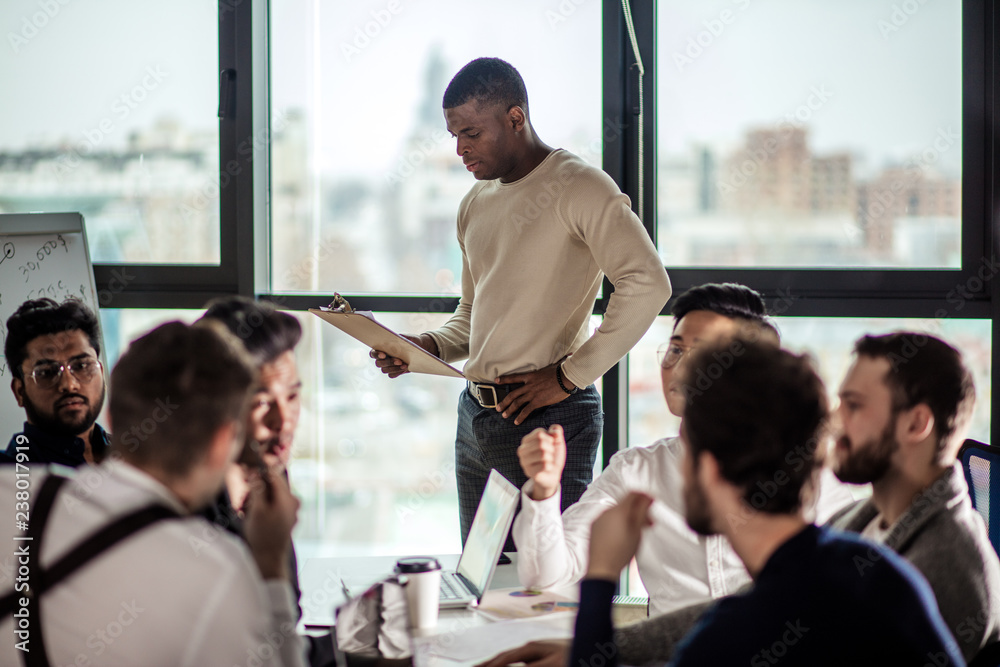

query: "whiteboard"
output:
0 213 104 434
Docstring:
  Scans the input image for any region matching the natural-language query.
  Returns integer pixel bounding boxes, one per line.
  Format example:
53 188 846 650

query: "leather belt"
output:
467 381 524 409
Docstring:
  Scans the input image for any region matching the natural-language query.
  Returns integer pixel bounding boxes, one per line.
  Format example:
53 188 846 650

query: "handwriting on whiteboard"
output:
24 280 89 304
0 242 13 267
17 235 68 283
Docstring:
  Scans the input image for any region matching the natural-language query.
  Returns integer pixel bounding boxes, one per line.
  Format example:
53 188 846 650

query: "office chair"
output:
958 439 999 556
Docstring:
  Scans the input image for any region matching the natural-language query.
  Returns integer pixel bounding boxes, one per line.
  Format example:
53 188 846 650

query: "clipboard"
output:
309 295 465 379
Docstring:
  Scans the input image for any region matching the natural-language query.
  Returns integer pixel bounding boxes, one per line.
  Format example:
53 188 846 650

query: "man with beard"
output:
569 339 963 666
825 332 1000 660
480 332 999 666
0 320 305 666
3 298 109 466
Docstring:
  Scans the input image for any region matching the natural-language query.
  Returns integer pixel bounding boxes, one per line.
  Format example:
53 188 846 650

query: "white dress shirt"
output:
0 460 306 667
512 437 857 616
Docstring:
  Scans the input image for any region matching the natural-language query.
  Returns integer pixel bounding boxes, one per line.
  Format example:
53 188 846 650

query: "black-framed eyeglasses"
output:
656 343 690 369
28 358 103 389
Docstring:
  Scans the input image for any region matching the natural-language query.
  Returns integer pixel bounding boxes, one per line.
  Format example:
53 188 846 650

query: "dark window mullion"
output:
91 0 243 309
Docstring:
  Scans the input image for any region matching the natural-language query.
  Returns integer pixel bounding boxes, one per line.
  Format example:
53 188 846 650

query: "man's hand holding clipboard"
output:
370 332 440 378
308 294 464 379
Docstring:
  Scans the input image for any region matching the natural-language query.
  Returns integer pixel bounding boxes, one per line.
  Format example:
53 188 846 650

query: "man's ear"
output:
507 105 526 132
697 450 721 488
11 378 25 408
899 403 935 445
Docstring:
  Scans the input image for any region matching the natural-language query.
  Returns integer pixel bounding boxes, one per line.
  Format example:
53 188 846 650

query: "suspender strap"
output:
2 474 180 667
1 505 180 614
23 474 69 667
1 475 69 620
40 505 180 592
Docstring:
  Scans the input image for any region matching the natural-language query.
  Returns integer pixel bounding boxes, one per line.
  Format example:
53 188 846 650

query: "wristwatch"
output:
556 363 579 395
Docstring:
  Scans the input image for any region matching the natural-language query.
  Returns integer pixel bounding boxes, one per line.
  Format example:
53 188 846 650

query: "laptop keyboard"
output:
440 572 466 600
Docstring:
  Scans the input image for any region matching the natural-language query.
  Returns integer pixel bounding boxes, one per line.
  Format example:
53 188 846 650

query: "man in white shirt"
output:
0 321 306 667
512 283 855 615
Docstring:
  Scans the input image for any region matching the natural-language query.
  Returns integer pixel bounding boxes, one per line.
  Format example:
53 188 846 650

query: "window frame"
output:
90 0 254 309
95 0 997 451
256 0 997 447
653 0 991 313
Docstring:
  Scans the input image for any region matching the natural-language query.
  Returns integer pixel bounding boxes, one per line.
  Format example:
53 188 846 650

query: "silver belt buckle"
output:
472 383 498 409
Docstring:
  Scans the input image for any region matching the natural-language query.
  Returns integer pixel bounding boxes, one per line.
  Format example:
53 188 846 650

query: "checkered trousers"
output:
454 385 603 553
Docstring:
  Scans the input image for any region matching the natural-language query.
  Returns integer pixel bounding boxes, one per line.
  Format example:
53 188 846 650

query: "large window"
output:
0 0 221 265
657 1 962 269
629 315 992 450
267 0 604 558
269 0 602 295
262 0 996 560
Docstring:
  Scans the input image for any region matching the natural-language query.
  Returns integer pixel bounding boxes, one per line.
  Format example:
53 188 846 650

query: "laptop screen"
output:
456 470 519 595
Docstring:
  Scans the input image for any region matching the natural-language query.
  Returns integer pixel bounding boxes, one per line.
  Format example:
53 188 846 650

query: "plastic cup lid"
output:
395 556 442 573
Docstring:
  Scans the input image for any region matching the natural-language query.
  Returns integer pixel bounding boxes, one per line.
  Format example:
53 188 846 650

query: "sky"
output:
269 0 603 176
657 0 962 177
0 0 962 177
0 0 218 150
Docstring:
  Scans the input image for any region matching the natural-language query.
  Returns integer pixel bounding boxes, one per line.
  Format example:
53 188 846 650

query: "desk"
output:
300 553 524 627
299 554 576 667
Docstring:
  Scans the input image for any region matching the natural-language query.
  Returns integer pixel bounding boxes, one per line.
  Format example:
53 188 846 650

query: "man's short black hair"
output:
670 282 778 340
683 339 827 515
443 57 529 114
671 282 767 324
854 332 975 462
5 298 102 380
199 296 302 367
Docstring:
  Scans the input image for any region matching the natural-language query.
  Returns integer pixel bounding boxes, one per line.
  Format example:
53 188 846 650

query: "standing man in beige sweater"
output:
373 58 671 549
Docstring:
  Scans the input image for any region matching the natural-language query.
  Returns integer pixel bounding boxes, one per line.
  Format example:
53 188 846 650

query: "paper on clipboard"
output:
309 302 464 379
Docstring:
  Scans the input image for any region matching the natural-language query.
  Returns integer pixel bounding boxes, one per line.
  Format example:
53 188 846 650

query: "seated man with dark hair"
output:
571 339 964 666
826 333 1000 660
198 296 304 521
0 321 305 666
512 283 853 615
3 298 109 466
198 296 339 667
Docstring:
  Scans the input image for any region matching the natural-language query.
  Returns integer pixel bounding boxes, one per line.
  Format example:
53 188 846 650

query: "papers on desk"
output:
476 587 579 621
412 613 574 667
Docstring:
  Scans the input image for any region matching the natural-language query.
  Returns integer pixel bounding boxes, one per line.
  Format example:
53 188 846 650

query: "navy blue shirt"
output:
571 524 965 667
4 421 111 467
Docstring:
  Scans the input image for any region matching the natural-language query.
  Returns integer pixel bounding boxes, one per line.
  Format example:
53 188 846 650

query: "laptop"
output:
438 469 519 609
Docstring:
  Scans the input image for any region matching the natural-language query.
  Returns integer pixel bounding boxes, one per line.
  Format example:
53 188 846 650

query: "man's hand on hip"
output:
495 362 576 426
369 333 439 378
517 424 566 501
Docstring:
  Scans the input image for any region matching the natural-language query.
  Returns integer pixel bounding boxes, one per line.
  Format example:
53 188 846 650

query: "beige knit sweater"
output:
426 149 671 386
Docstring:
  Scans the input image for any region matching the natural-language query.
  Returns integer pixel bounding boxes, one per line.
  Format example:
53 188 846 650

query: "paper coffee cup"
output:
395 557 442 629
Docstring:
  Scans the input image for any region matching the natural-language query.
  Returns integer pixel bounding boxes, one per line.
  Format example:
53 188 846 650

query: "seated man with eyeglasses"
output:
510 283 856 616
3 298 109 466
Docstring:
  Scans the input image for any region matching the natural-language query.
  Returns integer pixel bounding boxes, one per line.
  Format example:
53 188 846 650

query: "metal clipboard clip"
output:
328 293 354 313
